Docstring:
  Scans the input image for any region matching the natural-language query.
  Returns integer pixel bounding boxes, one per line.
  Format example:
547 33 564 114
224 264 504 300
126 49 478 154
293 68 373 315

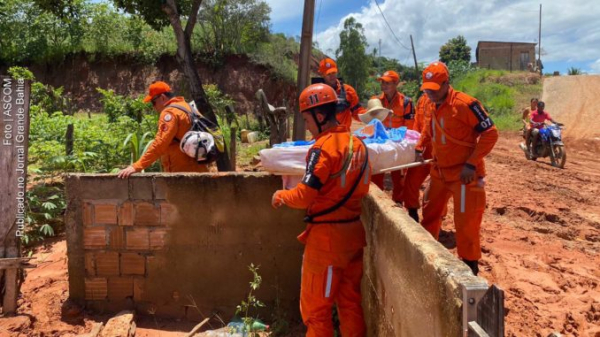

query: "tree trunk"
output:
162 0 232 171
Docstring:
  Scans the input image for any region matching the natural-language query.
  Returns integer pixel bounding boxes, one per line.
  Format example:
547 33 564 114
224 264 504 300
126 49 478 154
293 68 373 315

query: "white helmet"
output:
180 131 216 162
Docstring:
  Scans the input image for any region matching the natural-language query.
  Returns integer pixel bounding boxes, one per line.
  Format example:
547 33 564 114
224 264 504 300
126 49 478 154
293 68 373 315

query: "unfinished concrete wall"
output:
65 173 305 319
66 172 491 335
361 187 489 337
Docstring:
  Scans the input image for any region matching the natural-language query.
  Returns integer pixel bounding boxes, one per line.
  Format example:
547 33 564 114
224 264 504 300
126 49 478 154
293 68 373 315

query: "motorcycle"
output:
519 123 567 168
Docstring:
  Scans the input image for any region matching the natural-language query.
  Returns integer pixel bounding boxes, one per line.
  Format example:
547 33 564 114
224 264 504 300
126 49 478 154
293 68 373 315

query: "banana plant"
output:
123 129 154 169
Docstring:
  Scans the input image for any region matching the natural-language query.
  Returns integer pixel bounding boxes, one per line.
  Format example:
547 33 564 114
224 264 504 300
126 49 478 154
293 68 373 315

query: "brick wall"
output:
81 200 171 303
66 173 305 318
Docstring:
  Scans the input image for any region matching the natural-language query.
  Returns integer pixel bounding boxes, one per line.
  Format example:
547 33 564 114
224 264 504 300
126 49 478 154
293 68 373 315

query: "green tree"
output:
35 0 232 170
439 35 471 64
335 17 369 97
0 0 87 64
197 0 270 58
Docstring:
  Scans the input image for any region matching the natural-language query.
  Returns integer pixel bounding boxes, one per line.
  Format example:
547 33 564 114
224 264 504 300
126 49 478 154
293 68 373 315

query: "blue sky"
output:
265 0 600 75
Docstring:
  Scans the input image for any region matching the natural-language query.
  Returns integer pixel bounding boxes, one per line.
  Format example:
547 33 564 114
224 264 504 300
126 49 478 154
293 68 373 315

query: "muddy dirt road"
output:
465 132 600 337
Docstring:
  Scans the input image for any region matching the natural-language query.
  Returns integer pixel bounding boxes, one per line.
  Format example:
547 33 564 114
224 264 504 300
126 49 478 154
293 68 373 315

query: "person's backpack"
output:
167 103 225 164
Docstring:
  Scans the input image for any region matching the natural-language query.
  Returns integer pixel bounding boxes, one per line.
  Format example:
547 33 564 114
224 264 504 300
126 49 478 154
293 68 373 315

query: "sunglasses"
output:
151 94 162 105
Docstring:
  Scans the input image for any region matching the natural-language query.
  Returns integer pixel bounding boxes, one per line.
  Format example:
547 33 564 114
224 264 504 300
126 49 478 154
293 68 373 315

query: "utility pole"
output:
538 3 542 77
378 39 382 75
292 0 315 141
410 35 419 78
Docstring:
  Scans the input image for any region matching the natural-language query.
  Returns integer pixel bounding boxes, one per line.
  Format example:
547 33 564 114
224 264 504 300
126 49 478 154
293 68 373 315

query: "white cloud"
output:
311 0 600 66
589 59 600 74
264 0 305 23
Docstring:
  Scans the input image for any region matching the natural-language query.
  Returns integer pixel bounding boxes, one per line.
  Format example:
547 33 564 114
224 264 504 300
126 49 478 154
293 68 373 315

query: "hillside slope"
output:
542 75 600 139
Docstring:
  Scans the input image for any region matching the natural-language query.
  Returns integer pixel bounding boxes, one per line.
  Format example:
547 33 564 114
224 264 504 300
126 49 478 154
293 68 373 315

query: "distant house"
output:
476 41 537 71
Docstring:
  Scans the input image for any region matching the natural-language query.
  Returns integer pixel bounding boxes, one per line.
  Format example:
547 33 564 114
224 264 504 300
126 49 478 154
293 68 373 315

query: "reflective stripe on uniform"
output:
325 265 333 298
431 117 436 142
363 164 370 185
460 184 466 213
441 118 447 145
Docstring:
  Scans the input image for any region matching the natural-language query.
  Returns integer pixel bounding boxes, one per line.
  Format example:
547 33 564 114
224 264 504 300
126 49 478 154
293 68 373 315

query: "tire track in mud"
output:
473 132 600 336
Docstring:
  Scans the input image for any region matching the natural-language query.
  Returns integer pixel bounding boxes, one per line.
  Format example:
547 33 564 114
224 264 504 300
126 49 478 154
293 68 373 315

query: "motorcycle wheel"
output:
550 145 567 168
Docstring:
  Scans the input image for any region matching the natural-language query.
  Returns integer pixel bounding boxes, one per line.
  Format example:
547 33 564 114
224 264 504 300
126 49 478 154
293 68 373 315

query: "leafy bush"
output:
567 67 582 75
250 34 299 83
97 88 152 123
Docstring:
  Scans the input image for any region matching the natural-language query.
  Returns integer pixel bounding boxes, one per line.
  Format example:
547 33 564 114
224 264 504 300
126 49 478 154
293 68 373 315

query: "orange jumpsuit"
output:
275 125 371 337
132 97 209 173
416 87 498 260
403 95 434 209
333 80 365 128
370 91 414 203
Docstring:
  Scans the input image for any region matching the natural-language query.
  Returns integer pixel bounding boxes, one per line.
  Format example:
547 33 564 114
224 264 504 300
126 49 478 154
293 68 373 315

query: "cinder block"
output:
108 277 133 300
160 203 177 226
85 253 96 276
149 229 169 250
134 202 161 226
126 228 150 250
108 227 125 249
83 202 93 227
121 253 145 275
119 202 133 226
130 177 154 200
85 278 107 300
133 278 145 302
153 177 169 200
83 228 107 249
93 203 118 225
75 177 129 200
96 252 119 276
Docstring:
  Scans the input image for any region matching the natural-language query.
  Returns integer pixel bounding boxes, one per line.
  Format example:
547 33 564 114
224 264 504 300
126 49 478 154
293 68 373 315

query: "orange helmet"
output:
299 84 338 113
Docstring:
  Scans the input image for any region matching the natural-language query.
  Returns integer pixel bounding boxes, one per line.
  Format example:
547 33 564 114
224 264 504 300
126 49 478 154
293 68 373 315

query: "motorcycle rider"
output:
521 98 538 131
527 101 561 159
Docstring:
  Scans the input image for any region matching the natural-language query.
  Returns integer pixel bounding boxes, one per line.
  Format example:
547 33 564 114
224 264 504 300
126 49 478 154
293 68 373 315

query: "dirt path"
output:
542 75 600 140
463 132 600 336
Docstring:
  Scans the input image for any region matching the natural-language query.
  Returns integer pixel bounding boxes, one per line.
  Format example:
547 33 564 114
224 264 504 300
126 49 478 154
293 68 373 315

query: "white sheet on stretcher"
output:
259 131 420 177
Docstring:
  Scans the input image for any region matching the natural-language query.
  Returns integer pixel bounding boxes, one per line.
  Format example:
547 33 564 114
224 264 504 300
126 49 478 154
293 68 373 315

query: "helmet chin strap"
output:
310 109 328 134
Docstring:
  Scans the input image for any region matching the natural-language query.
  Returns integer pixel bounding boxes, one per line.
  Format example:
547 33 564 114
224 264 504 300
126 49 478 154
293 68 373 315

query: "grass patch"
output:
453 70 542 131
237 141 268 168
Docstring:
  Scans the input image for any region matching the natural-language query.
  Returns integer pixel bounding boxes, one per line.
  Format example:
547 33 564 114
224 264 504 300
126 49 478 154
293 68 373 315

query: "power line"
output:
315 0 323 32
372 0 411 51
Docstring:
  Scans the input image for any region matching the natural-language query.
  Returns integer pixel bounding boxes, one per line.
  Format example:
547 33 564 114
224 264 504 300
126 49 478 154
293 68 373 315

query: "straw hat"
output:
358 99 391 124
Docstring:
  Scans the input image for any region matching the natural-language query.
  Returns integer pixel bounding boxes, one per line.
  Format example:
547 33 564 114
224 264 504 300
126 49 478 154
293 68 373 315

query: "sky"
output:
264 0 600 75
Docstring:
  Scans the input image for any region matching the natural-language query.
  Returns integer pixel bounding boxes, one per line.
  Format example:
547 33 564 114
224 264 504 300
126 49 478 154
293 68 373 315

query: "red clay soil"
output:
2 132 600 336
441 132 600 337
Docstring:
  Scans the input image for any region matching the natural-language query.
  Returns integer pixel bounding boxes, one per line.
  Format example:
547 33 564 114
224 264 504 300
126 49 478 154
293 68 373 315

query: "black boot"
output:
408 208 419 222
462 259 479 276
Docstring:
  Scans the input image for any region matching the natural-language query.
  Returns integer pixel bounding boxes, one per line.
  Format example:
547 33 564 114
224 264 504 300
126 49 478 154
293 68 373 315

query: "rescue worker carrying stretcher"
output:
415 62 498 275
117 81 209 178
271 83 371 337
318 58 366 128
402 93 435 222
369 70 415 206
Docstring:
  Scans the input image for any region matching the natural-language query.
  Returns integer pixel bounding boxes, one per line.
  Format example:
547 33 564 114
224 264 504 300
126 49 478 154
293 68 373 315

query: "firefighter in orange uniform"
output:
117 81 209 178
370 70 415 204
319 58 366 128
402 93 434 221
271 83 371 337
415 62 498 275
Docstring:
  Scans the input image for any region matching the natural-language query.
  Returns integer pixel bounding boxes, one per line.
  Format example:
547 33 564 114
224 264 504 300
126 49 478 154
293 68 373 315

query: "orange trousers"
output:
371 170 404 203
300 247 365 337
402 163 431 209
421 176 486 261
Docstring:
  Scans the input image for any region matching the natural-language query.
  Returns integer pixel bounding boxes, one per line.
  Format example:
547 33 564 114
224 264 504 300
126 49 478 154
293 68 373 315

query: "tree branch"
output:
185 0 203 38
